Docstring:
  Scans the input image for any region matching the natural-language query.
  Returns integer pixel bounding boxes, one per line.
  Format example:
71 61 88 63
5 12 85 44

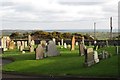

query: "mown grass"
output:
2 46 119 77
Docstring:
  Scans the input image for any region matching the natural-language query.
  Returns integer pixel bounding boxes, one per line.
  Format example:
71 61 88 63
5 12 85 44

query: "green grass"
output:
2 46 119 77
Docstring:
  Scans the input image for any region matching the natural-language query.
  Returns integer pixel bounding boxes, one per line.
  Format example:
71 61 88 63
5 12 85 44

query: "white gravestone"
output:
93 51 99 63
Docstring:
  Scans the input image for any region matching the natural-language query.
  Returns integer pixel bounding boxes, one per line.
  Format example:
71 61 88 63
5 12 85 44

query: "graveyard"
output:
1 35 119 77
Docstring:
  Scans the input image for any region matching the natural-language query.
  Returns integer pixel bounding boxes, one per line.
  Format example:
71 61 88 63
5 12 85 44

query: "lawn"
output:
2 46 119 77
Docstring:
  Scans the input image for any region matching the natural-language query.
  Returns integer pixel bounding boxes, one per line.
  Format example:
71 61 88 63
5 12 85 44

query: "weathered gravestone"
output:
81 37 85 45
35 44 45 59
106 40 109 47
99 50 110 59
79 42 86 56
47 41 60 56
30 45 34 52
24 41 28 48
93 51 99 63
1 37 7 51
28 35 31 45
61 39 63 46
75 42 78 46
9 40 15 50
67 44 71 49
71 36 75 50
89 41 92 46
20 45 23 51
52 38 56 44
116 46 119 55
31 40 35 45
40 40 46 46
58 42 60 46
17 41 21 49
64 43 67 48
22 41 25 49
84 48 94 67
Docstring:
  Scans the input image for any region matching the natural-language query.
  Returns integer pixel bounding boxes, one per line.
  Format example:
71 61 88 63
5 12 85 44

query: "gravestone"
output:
35 44 45 59
67 44 71 49
6 36 11 48
61 39 63 46
75 42 78 46
52 38 56 44
24 41 28 48
79 43 86 56
64 43 67 48
20 45 23 51
116 46 119 55
17 41 21 49
30 45 34 52
89 41 92 46
28 35 31 45
31 40 35 45
47 41 60 56
84 48 94 67
1 37 7 51
22 41 25 49
40 40 46 46
58 42 60 46
81 37 84 45
106 40 109 47
9 40 15 50
71 36 75 50
93 51 99 63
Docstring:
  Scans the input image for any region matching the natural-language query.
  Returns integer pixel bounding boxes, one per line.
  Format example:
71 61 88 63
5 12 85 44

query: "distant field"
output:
2 46 119 77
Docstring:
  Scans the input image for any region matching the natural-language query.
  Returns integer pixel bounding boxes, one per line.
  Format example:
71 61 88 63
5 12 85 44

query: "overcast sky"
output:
1 0 119 30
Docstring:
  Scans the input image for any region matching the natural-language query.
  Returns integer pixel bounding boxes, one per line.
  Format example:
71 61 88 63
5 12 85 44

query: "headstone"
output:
28 35 31 45
1 37 7 51
71 36 75 50
116 46 119 55
84 48 94 67
17 41 21 49
47 41 60 56
58 42 60 46
81 37 85 45
89 41 91 46
79 43 86 56
64 43 67 48
61 39 63 46
106 40 108 47
30 45 34 52
31 40 35 45
52 38 56 44
35 44 45 59
75 42 78 46
40 40 46 46
22 41 25 49
20 46 23 51
6 36 11 48
24 41 28 48
9 40 15 50
67 44 71 49
93 51 99 63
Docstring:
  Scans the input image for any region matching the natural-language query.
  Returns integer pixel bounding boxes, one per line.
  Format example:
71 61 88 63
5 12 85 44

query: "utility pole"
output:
110 17 112 40
94 22 96 39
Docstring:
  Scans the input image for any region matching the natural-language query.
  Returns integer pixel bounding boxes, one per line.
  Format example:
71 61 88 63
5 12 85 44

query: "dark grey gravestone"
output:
84 48 94 67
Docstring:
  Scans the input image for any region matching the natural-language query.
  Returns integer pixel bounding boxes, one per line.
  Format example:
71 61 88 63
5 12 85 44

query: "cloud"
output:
1 0 119 30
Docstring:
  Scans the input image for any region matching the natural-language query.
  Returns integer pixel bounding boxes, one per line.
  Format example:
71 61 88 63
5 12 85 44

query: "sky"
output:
0 0 119 30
